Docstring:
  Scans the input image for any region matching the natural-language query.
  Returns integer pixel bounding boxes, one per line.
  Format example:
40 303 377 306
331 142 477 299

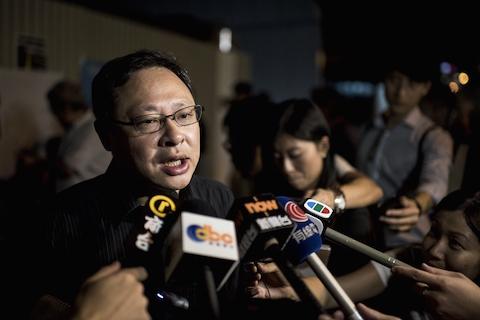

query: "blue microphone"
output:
226 194 322 314
276 196 323 264
277 196 364 320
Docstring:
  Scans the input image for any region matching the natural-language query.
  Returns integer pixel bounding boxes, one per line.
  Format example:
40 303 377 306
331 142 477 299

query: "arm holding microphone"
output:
247 197 410 311
31 262 150 320
393 263 480 320
301 197 411 308
304 259 390 309
277 196 364 320
230 194 324 315
245 255 388 310
70 262 149 320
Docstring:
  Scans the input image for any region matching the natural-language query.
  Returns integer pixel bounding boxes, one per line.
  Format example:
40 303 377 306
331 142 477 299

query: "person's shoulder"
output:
189 175 234 218
422 123 453 148
40 174 109 236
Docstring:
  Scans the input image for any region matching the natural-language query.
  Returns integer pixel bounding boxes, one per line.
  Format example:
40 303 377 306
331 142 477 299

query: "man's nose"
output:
158 118 184 147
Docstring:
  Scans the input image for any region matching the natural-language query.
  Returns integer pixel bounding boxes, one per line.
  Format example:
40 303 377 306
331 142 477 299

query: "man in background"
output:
47 80 111 192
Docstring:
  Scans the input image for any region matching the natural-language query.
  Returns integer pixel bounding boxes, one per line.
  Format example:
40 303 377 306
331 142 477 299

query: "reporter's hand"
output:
71 261 150 320
380 196 420 231
244 262 271 299
307 188 335 209
244 261 297 300
393 263 480 320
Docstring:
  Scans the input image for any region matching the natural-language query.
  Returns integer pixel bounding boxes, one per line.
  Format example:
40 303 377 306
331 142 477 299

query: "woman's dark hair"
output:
273 98 336 189
91 49 193 120
434 189 480 239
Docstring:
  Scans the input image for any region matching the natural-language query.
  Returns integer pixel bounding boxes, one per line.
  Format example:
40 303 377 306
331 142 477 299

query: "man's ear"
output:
94 120 112 151
316 136 330 158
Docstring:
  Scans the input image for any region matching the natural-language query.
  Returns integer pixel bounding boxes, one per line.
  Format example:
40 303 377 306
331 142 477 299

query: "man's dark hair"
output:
91 49 193 120
385 53 439 83
434 189 480 240
47 80 86 114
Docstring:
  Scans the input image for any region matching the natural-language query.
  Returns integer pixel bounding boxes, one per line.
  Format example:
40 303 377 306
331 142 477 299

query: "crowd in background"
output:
0 50 479 320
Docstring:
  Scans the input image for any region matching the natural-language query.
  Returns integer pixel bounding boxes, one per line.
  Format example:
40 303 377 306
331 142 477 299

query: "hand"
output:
393 263 480 320
318 303 400 320
71 261 150 320
244 262 271 299
380 196 420 231
307 188 335 209
244 261 297 300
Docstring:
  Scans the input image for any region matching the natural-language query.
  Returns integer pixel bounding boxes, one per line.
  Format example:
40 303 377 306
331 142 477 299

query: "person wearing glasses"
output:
30 50 234 319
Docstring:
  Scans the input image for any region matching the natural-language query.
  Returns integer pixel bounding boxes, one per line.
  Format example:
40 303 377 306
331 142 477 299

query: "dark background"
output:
63 0 479 93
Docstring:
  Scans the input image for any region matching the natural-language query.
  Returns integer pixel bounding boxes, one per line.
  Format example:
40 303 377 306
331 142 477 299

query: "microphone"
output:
122 193 191 316
124 194 179 266
303 198 410 268
227 194 322 315
162 199 239 320
277 196 364 320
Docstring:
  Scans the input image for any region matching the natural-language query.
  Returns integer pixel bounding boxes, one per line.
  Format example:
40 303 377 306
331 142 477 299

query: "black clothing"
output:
35 166 234 318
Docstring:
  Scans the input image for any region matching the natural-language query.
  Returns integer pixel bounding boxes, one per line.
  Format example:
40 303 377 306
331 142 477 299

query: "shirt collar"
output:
403 106 423 128
375 106 422 129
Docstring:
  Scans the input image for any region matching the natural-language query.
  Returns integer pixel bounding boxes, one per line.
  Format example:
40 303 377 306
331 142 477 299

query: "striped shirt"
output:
38 166 234 305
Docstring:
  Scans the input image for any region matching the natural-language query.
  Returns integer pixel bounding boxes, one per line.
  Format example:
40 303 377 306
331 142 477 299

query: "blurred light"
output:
219 28 232 53
458 72 469 85
334 81 375 97
448 81 460 93
440 62 452 75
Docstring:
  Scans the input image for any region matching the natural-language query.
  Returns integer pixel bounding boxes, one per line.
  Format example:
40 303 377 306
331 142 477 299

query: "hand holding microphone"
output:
244 261 298 301
277 196 364 320
393 263 480 320
71 261 150 320
229 194 322 314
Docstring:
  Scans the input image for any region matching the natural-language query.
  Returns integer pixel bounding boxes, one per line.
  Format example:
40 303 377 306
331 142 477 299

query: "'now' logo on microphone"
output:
187 224 234 247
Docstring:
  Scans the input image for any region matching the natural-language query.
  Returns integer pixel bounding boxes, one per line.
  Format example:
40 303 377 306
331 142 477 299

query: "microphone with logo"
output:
122 193 190 316
162 199 239 320
277 196 364 320
227 194 322 315
302 198 410 269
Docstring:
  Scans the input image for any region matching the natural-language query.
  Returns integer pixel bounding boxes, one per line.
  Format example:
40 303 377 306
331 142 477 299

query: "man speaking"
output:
33 50 234 319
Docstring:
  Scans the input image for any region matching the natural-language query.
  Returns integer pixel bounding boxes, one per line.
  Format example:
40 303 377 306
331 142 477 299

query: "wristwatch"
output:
333 190 346 213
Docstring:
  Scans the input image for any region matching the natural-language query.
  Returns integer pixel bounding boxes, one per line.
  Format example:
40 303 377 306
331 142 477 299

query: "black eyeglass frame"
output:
110 104 204 134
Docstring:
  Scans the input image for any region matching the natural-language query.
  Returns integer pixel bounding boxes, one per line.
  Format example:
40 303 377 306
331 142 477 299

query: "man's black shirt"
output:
34 166 234 317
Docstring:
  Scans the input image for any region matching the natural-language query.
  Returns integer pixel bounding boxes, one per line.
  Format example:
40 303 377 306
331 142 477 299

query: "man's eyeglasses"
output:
111 105 203 134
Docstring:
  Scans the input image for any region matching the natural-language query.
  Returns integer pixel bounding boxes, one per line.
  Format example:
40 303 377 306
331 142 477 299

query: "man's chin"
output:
155 174 192 191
